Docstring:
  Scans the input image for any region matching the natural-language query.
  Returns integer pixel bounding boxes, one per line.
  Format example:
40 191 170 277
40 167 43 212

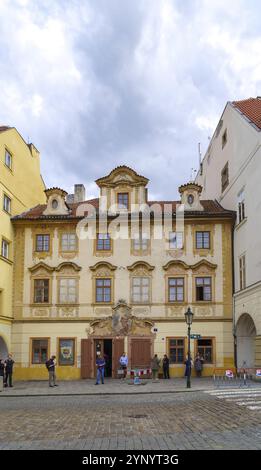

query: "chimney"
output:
74 184 86 203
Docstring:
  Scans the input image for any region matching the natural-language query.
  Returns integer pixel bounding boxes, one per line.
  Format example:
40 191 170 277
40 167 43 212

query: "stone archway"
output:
236 313 256 368
0 336 8 359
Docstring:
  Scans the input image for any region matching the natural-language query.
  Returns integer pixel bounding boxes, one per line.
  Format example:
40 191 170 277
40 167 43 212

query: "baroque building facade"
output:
0 126 45 359
12 166 235 379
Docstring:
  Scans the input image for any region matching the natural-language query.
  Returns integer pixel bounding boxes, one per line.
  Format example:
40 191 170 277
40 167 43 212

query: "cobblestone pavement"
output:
0 390 261 450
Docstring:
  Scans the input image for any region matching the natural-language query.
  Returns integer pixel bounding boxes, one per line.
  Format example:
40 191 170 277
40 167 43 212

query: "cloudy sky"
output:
0 0 261 199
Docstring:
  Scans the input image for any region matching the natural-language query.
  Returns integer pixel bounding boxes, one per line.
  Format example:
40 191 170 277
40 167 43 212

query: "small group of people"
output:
0 354 15 391
151 354 170 380
95 352 128 384
184 353 204 378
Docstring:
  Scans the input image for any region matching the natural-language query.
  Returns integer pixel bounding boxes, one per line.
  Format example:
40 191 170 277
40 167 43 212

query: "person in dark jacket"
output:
184 354 193 377
163 354 170 379
0 359 5 392
46 355 58 387
4 354 14 388
194 353 204 377
95 354 106 385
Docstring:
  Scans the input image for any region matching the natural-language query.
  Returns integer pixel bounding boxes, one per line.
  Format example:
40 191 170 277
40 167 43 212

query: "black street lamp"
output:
184 307 194 388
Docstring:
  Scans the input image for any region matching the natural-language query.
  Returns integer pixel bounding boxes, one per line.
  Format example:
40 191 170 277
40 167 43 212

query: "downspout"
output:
232 217 237 369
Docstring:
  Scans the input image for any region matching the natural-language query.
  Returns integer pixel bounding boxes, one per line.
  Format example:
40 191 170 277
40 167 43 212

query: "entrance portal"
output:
94 339 112 377
0 336 8 358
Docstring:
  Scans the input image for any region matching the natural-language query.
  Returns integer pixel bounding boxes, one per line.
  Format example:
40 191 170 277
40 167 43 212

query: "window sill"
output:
4 164 13 173
235 217 247 231
30 303 52 307
56 303 79 307
166 302 186 306
0 255 13 265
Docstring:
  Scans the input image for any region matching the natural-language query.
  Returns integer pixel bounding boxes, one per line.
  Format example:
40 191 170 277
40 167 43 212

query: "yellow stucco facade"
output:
0 127 45 357
11 166 235 380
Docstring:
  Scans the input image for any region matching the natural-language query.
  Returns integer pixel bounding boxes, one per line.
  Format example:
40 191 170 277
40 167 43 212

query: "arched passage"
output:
0 336 8 359
236 313 256 368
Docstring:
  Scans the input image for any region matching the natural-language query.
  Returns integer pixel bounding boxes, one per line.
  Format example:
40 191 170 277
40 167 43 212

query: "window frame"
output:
31 338 50 364
34 279 50 303
58 277 78 304
168 277 185 303
58 338 76 366
1 238 10 259
195 337 214 364
131 276 150 304
96 233 111 251
4 148 12 170
167 337 186 364
61 233 77 252
117 192 129 209
36 234 50 252
196 231 210 249
169 231 184 250
222 129 227 149
3 194 11 214
195 276 212 302
221 162 229 192
239 254 246 290
95 278 112 303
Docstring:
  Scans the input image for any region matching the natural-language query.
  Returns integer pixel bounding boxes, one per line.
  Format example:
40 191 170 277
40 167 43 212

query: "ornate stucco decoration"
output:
55 262 82 272
29 262 55 274
95 166 149 189
43 187 71 216
127 261 155 272
89 300 155 337
178 182 204 211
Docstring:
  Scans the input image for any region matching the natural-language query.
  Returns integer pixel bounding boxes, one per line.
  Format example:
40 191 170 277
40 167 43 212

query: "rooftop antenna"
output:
198 142 203 176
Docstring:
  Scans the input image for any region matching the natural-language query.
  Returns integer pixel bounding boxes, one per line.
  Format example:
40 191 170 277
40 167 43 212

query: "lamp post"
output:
184 307 194 389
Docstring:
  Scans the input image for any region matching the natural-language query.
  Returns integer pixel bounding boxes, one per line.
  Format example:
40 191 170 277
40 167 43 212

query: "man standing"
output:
0 359 5 392
151 354 161 381
95 354 105 385
119 352 128 379
163 354 170 379
46 355 58 387
4 354 14 388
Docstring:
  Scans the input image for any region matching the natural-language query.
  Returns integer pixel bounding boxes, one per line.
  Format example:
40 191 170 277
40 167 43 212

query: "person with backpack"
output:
46 355 58 387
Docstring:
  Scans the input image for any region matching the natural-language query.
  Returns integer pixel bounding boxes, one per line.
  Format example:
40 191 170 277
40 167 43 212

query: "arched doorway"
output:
236 313 256 368
0 336 8 359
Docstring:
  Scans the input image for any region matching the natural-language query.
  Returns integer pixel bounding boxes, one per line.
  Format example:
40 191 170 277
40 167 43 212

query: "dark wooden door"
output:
81 339 92 378
131 338 152 368
112 338 124 378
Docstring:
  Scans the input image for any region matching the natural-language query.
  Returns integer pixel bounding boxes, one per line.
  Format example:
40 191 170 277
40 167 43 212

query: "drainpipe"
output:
232 217 237 369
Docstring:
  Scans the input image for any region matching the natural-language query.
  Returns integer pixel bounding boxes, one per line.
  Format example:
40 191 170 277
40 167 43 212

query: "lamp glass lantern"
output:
184 307 193 326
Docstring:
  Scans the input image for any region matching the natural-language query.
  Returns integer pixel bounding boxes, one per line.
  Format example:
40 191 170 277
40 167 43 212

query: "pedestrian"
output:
46 355 58 387
151 354 160 381
119 352 128 379
0 359 5 392
4 353 14 388
184 354 193 377
95 354 105 385
194 353 204 378
163 354 170 379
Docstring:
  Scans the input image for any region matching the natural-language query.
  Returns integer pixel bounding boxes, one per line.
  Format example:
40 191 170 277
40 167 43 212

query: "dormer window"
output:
117 193 129 209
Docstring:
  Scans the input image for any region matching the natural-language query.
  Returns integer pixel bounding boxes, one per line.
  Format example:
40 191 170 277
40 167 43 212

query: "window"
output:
59 278 77 303
169 338 185 364
222 129 227 148
1 239 9 259
196 231 210 249
238 189 246 224
169 232 183 249
34 279 49 303
61 233 76 251
196 277 212 301
5 150 12 169
239 255 246 290
3 194 11 213
197 339 213 363
168 278 184 302
221 162 229 192
96 278 111 303
117 193 129 209
96 233 111 251
132 277 150 303
32 339 49 364
133 232 149 252
36 235 50 252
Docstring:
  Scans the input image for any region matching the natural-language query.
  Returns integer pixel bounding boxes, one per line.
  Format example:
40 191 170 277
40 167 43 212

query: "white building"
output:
196 97 261 369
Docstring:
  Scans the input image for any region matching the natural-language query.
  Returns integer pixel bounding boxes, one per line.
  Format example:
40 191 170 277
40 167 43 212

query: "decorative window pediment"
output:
29 262 55 274
192 260 217 274
56 262 81 273
127 261 154 273
163 260 190 272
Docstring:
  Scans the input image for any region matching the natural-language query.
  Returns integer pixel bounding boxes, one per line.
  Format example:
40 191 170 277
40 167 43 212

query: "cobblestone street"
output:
1 386 261 450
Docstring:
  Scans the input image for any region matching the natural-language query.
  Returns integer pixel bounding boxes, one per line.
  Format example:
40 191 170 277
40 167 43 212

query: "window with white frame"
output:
59 278 77 303
61 233 76 251
1 239 9 259
5 150 12 169
237 188 246 224
3 194 11 213
169 231 183 249
132 276 150 303
133 232 149 252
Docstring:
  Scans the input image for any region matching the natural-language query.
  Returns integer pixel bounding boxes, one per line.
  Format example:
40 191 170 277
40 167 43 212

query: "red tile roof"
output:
0 126 11 133
232 97 261 130
12 198 235 221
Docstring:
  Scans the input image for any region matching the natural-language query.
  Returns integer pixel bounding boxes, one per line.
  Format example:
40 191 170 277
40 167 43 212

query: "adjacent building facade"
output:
0 126 45 359
196 97 261 368
12 166 235 379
